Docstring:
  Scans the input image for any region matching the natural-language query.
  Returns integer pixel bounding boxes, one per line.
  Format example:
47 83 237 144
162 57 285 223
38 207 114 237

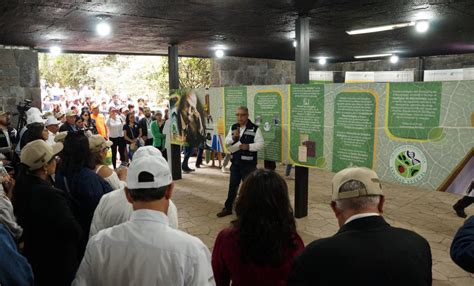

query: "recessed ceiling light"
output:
346 22 415 35
318 58 327 65
390 55 399 64
215 49 224 58
49 45 62 56
354 53 392 59
96 22 111 37
415 20 429 33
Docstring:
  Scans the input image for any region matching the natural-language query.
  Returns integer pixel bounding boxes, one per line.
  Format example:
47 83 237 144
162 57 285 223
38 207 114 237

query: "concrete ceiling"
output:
1 0 474 61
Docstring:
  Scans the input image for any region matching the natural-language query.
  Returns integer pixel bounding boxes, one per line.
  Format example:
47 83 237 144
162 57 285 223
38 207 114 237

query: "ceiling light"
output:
96 22 111 37
415 21 429 33
293 40 297 47
354 53 392 59
215 49 224 58
390 55 399 64
318 58 327 65
346 22 415 35
49 45 62 56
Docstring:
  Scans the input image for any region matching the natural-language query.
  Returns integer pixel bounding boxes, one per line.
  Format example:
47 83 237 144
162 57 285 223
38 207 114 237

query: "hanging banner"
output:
345 72 375 83
424 69 463 81
374 71 415 82
309 71 334 83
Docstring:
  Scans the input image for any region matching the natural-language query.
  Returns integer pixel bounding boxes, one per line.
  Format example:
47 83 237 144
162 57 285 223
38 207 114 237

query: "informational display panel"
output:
254 91 283 162
169 80 474 192
332 91 377 172
224 87 247 134
386 82 442 141
289 84 325 167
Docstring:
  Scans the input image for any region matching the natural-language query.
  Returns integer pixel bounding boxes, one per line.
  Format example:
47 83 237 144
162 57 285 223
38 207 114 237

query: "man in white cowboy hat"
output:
74 146 214 286
45 116 61 145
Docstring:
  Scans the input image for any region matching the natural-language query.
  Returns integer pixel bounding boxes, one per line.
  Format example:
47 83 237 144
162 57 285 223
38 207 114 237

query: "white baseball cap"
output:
27 114 45 125
45 116 61 126
25 107 42 118
126 146 172 189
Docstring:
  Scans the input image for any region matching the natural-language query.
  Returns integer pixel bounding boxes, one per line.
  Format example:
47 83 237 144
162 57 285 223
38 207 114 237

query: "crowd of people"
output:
0 87 472 285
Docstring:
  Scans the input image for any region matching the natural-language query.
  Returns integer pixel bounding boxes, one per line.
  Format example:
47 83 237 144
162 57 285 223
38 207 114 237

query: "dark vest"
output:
231 120 259 166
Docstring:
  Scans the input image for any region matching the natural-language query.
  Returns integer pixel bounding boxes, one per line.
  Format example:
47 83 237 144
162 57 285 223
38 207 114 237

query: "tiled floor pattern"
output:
172 160 474 285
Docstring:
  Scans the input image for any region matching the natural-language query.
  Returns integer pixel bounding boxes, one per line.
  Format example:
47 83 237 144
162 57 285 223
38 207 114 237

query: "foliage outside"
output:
39 53 211 104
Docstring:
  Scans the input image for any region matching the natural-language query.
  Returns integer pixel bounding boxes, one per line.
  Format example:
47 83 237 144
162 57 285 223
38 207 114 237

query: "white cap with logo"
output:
126 146 172 189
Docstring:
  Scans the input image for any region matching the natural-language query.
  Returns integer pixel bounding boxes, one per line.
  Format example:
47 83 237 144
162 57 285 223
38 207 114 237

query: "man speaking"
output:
217 106 264 218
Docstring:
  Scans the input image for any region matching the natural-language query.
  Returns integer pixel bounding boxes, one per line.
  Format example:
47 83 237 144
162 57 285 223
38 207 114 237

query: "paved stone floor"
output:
172 159 474 286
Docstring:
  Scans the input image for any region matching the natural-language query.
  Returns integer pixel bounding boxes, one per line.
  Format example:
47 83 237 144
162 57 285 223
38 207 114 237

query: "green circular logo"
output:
389 145 427 184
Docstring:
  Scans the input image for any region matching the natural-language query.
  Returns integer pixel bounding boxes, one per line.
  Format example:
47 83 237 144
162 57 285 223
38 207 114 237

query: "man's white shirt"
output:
73 209 215 286
89 189 178 238
225 125 264 154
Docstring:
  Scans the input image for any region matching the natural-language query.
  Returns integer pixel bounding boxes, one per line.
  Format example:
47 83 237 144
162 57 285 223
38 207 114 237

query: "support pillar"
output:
294 16 310 218
168 45 182 180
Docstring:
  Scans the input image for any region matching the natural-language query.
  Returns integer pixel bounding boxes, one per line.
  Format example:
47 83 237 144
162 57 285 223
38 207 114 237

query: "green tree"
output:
39 53 93 88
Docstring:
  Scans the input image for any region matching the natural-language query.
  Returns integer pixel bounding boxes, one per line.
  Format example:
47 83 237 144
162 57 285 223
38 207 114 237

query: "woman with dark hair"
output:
212 169 304 286
123 112 142 161
19 122 48 150
13 140 82 286
81 110 98 134
55 131 112 258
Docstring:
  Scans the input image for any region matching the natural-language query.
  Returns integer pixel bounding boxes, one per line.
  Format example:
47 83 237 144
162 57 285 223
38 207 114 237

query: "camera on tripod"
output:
17 99 32 115
16 99 33 132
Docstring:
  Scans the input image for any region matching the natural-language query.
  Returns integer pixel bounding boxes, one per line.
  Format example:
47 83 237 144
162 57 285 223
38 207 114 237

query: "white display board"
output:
374 71 415 82
462 68 474 80
309 71 334 82
345 72 375 83
424 69 464 81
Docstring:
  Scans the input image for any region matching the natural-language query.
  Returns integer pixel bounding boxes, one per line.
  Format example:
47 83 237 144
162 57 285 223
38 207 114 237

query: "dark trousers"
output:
196 147 204 166
110 137 126 169
182 146 195 169
224 164 256 210
454 196 474 210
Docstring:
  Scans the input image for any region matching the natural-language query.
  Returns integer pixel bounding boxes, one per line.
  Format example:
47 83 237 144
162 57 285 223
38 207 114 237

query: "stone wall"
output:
211 57 299 87
211 53 474 85
0 47 41 122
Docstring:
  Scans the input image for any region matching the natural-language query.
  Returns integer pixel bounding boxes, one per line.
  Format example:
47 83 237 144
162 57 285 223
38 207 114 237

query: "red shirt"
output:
212 227 304 286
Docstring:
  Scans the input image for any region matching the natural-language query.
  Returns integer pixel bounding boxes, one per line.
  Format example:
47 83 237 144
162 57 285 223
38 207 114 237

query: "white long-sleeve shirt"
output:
89 188 178 238
73 209 215 286
225 124 264 154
